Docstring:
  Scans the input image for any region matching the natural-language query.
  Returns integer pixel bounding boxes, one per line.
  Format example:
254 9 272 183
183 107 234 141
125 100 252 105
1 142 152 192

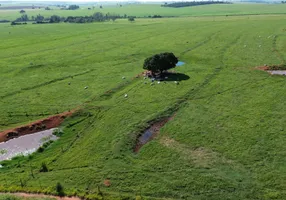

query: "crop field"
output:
1 4 286 200
1 4 286 21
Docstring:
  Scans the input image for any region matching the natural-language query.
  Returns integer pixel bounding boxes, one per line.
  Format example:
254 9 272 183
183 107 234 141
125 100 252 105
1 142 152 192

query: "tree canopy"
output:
49 15 61 23
128 16 135 22
143 52 178 75
68 5 79 10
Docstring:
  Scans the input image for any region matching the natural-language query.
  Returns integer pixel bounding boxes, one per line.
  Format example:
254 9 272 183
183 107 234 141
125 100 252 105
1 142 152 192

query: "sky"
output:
3 0 167 2
1 0 169 2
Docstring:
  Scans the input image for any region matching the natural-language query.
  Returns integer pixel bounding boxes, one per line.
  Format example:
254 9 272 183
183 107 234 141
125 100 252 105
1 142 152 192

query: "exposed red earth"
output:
0 111 74 143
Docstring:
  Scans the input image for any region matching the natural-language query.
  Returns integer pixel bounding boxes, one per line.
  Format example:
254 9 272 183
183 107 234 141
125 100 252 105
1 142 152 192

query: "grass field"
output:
1 4 286 21
1 3 286 200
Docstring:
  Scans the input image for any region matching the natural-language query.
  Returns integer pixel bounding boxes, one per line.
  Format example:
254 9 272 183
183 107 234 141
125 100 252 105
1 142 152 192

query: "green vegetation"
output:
0 194 55 200
1 4 286 21
143 52 178 75
0 3 286 200
0 149 7 155
268 63 286 70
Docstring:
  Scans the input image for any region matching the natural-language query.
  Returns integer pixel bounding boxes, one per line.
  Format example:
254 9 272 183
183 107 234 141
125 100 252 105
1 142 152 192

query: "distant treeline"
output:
10 12 168 25
0 20 10 23
11 12 129 25
162 1 232 8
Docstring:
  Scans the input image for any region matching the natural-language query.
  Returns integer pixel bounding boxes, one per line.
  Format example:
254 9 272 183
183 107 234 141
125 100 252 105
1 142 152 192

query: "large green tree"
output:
143 52 178 75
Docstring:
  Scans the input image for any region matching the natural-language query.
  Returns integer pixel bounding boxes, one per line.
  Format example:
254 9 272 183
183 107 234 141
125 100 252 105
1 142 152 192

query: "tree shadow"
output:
157 72 190 82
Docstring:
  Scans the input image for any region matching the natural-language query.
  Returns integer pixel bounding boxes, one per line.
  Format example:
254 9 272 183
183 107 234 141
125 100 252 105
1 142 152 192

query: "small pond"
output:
176 61 185 67
134 117 171 153
268 70 286 75
0 128 58 162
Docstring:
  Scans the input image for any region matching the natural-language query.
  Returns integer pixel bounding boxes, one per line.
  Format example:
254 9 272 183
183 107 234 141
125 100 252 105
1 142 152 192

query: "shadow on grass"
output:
161 72 190 82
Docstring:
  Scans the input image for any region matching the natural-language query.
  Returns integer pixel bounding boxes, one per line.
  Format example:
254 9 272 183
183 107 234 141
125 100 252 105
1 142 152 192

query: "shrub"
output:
268 64 286 70
39 162 48 172
128 16 135 22
37 146 44 153
56 182 65 196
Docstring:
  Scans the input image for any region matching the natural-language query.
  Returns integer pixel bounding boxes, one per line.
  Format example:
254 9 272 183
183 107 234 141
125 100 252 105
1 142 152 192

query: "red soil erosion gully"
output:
0 111 74 143
0 111 79 199
256 65 286 75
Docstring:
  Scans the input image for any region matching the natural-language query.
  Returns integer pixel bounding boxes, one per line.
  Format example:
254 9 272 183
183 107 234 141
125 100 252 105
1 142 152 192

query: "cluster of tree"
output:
148 15 162 18
67 5 79 10
15 14 29 22
45 7 51 10
162 1 232 8
128 16 136 22
34 14 44 22
143 52 178 75
282 1 286 3
64 13 121 23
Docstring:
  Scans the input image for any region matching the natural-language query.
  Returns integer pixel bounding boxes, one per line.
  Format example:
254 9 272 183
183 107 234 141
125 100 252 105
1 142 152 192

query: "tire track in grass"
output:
0 60 136 100
1 33 221 174
180 37 213 56
272 34 286 64
1 24 181 60
1 27 217 102
1 32 245 196
3 27 179 76
130 33 243 154
188 34 243 98
0 70 92 99
0 26 125 53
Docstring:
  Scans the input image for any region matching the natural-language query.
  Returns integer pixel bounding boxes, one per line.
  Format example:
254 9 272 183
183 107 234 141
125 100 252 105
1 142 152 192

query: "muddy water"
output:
0 128 57 161
268 70 286 75
134 117 172 152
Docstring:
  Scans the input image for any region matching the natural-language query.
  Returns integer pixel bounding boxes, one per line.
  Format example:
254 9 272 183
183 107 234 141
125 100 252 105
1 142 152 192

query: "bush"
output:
53 128 64 137
39 162 48 172
268 64 286 70
37 146 44 153
68 5 79 10
56 182 65 196
128 16 135 22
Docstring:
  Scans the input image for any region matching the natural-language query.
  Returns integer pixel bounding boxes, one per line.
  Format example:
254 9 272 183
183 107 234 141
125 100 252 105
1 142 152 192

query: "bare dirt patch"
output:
103 179 111 187
0 111 74 143
256 66 269 71
159 136 216 167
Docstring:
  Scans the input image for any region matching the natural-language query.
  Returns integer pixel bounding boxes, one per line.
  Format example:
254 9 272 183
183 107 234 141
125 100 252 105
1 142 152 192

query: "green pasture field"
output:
0 5 286 200
1 4 286 21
